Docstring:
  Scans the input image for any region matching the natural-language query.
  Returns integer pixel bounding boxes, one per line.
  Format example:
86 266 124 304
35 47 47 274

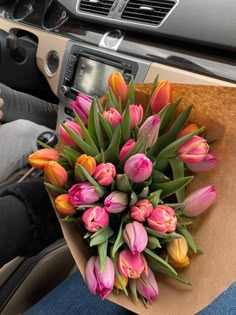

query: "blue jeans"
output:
24 271 236 315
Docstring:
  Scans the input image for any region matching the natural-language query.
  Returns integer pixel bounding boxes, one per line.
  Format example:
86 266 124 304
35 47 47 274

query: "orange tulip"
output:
55 194 77 215
151 80 172 113
108 72 128 103
167 237 188 264
44 161 68 187
75 154 96 176
114 274 128 290
177 123 199 139
28 148 60 169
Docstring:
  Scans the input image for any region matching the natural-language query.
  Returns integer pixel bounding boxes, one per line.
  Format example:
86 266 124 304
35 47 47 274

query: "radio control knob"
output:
60 85 70 95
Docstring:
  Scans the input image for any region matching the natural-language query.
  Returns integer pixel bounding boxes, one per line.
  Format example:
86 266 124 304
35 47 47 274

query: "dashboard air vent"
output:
121 0 178 25
79 0 114 16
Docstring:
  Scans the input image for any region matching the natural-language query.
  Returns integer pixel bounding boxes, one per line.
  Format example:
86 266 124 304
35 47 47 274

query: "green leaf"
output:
144 248 177 275
111 222 124 258
110 252 128 295
168 157 185 203
98 112 113 142
142 75 159 122
63 146 81 166
150 176 193 199
126 77 135 105
177 227 197 253
147 235 161 249
145 227 171 239
148 189 162 207
116 174 133 193
159 98 182 134
98 240 108 272
148 106 194 157
137 186 149 198
61 122 98 156
103 124 121 163
106 88 120 111
121 102 131 142
44 182 67 195
129 279 139 301
130 191 138 206
77 164 102 190
89 226 114 247
61 216 81 222
151 169 170 184
92 97 105 150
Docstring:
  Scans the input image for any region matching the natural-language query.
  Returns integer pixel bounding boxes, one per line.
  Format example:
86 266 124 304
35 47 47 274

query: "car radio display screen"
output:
72 56 123 97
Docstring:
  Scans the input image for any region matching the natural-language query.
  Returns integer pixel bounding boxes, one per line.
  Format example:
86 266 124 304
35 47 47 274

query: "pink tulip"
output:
44 161 68 187
177 135 209 164
183 185 217 217
108 71 128 103
151 80 172 113
130 199 153 222
69 93 92 125
129 104 143 128
82 206 109 232
68 182 100 207
124 153 153 183
136 267 159 303
137 115 161 148
93 163 116 186
186 152 217 173
119 139 136 160
104 191 129 213
59 121 83 148
102 108 122 128
147 205 177 233
123 221 148 255
118 248 148 279
85 256 115 300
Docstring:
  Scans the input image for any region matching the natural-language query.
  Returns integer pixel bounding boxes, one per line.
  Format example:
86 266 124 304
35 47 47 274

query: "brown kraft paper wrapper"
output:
47 83 236 315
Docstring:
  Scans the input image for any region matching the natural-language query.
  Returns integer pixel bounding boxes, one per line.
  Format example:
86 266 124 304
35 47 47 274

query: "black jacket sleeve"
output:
0 177 62 267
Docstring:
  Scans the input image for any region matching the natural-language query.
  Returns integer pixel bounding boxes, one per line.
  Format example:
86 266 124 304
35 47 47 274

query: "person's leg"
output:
24 271 136 315
0 83 58 129
0 119 51 182
0 177 62 267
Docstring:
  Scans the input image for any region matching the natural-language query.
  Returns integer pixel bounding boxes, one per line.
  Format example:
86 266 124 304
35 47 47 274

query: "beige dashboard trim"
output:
0 17 69 95
145 63 235 86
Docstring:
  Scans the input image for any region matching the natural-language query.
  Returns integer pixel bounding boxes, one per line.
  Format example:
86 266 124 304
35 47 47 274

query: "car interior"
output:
0 0 236 314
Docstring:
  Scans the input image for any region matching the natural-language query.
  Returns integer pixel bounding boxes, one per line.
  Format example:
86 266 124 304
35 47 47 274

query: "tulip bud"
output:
69 93 92 125
119 139 136 160
168 255 190 269
108 71 128 103
136 267 159 303
186 152 217 173
102 108 122 128
177 135 209 164
82 206 109 232
177 123 199 139
167 237 188 263
147 205 177 233
151 80 172 113
104 191 129 213
75 154 96 176
59 121 83 148
137 115 161 148
129 104 143 128
130 199 153 222
123 221 148 255
55 194 77 215
93 163 116 186
124 153 153 183
28 148 60 169
183 185 217 217
86 256 115 300
118 248 148 279
68 182 100 207
44 161 68 187
114 274 128 290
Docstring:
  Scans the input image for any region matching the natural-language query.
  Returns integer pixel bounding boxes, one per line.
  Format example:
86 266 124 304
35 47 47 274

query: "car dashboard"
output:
0 0 236 127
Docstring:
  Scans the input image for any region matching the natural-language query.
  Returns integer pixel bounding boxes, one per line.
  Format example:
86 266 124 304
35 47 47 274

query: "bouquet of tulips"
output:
29 72 217 307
